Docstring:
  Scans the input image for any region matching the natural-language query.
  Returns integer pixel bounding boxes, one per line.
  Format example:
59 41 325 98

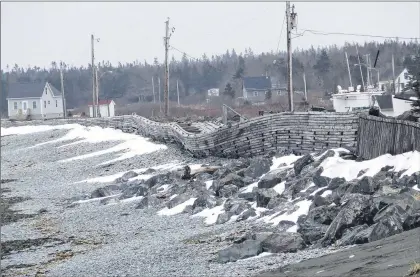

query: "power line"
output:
294 28 420 40
276 14 286 54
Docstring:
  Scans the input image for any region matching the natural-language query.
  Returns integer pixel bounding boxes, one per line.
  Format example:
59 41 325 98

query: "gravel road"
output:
1 126 342 277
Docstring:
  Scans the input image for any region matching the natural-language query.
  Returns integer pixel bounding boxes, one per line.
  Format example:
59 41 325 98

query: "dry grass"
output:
407 262 420 277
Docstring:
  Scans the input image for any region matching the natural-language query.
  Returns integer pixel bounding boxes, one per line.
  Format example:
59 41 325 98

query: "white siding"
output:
7 98 42 119
392 96 414 116
40 84 64 118
109 101 115 117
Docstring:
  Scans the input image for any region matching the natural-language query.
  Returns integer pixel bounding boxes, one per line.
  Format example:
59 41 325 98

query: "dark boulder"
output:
321 194 376 246
346 176 379 195
218 239 263 263
120 182 149 199
261 232 306 253
229 201 250 215
307 205 339 225
368 217 404 242
219 184 239 198
194 172 213 181
298 221 329 245
258 169 288 189
267 196 288 209
277 220 296 232
90 185 120 199
213 173 247 196
135 197 148 209
336 224 370 246
313 170 330 188
327 177 346 190
256 188 278 208
238 191 257 202
115 171 139 183
243 157 272 179
236 208 257 221
213 168 233 180
216 212 233 225
144 173 172 188
294 154 314 176
192 194 216 209
167 194 191 209
312 150 335 168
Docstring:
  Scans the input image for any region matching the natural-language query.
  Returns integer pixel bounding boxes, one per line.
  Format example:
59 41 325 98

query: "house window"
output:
33 101 37 109
48 100 50 104
44 101 46 108
45 88 47 94
253 91 258 97
13 102 17 110
55 100 58 107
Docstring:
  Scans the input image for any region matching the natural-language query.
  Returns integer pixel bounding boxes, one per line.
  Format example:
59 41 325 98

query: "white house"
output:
207 88 219 97
395 68 411 94
6 82 64 120
88 100 115 118
372 91 418 117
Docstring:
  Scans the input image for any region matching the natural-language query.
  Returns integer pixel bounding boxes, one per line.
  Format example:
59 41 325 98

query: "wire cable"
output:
275 13 286 54
294 28 420 40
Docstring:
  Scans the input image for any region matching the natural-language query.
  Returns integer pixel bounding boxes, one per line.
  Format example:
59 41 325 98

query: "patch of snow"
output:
310 187 324 196
240 252 273 261
413 185 420 192
205 180 214 190
157 184 170 193
271 154 302 170
73 193 122 204
320 150 420 181
1 124 78 137
321 190 332 197
158 198 197 216
286 225 298 232
241 182 258 193
349 255 355 259
300 182 315 193
192 204 225 225
170 194 178 200
120 196 144 203
29 124 166 164
273 181 286 195
263 199 312 229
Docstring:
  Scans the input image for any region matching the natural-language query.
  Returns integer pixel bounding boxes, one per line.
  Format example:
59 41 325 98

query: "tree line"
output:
1 40 419 112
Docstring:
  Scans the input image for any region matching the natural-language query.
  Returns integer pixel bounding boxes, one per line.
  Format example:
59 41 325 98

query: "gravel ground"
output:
1 125 340 277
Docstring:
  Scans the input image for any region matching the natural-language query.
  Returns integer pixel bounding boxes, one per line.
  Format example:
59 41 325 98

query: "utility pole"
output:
158 77 162 113
91 34 96 117
355 45 365 91
286 2 296 112
392 54 396 94
176 79 180 106
303 72 307 102
365 54 370 88
152 76 156 103
95 67 100 117
60 63 66 119
367 54 373 87
345 52 353 89
163 18 175 117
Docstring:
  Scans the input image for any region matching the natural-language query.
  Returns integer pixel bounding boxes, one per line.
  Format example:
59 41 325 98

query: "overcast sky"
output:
1 2 419 70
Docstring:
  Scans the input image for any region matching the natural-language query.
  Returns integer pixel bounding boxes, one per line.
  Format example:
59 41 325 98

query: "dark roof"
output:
243 76 272 90
48 83 62 97
373 95 393 110
7 82 61 99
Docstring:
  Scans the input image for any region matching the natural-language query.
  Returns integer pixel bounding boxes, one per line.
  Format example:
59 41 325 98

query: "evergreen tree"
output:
223 83 235 99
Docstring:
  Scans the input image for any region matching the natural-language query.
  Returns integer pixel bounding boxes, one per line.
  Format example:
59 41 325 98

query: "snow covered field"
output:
1 124 419 277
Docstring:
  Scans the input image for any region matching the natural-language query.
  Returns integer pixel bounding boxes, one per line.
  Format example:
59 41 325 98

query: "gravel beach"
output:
1 126 340 277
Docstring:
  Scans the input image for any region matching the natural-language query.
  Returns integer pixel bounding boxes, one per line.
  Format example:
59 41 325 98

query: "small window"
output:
14 102 17 110
33 101 37 109
44 101 46 108
55 100 58 107
45 88 47 94
48 101 50 104
253 91 258 97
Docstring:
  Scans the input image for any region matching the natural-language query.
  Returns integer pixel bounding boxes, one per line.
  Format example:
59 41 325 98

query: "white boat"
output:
331 85 385 112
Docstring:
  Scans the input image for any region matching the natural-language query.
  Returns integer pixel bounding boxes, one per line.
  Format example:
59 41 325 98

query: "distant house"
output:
207 88 220 97
88 99 116 118
242 76 272 103
378 68 412 94
6 82 64 120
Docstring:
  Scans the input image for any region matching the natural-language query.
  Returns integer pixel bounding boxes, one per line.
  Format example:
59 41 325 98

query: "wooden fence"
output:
357 114 420 160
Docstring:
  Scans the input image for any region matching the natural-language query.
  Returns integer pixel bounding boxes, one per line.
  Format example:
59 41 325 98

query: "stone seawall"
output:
62 112 359 158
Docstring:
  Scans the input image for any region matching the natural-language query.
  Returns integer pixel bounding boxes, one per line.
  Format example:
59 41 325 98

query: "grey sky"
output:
1 2 419 70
